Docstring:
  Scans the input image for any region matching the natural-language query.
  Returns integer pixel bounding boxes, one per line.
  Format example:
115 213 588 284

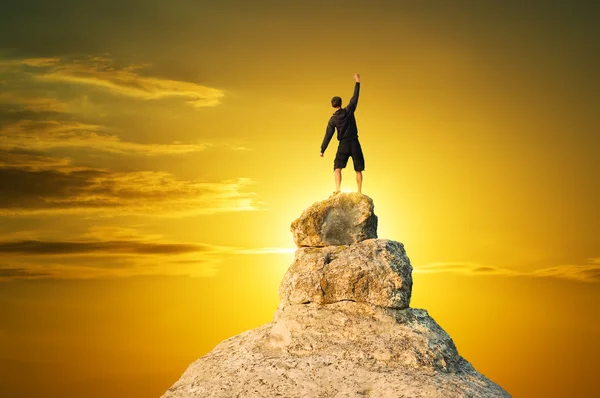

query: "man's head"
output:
331 96 342 108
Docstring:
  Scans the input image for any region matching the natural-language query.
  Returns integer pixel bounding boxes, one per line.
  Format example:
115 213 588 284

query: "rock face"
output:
291 192 378 247
279 239 412 309
162 193 511 398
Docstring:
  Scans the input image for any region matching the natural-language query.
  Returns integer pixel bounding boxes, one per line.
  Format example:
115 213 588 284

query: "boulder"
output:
279 239 412 309
291 192 378 247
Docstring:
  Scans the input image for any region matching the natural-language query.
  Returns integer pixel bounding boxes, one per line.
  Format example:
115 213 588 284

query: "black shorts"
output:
333 139 365 171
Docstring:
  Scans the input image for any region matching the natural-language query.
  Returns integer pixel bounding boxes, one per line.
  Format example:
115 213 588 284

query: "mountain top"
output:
162 194 511 398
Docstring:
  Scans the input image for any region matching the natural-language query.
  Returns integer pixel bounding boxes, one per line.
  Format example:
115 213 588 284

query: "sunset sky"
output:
1 1 598 397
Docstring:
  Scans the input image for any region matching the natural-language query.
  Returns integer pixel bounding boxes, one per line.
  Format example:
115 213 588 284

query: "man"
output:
320 73 365 193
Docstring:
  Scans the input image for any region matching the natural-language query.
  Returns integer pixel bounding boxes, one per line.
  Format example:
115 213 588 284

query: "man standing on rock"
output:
320 73 365 194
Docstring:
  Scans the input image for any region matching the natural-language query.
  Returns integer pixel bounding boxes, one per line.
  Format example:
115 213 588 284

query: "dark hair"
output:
331 96 342 108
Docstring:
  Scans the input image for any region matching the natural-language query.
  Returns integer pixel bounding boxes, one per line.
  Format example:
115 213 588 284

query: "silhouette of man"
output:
320 73 364 193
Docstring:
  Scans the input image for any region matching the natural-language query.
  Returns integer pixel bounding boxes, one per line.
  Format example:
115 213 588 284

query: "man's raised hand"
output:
354 73 360 82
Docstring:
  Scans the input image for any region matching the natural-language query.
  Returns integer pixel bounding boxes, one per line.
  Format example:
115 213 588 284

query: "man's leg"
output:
333 142 350 193
334 168 342 192
350 140 365 193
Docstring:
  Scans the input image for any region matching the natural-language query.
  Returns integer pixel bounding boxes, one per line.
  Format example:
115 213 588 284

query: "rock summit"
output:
162 193 511 398
291 192 377 247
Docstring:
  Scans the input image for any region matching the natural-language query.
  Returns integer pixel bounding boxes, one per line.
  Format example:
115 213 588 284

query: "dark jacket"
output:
320 82 360 154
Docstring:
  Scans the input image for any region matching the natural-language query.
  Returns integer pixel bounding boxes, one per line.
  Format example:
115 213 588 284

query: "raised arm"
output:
320 118 336 155
346 73 361 112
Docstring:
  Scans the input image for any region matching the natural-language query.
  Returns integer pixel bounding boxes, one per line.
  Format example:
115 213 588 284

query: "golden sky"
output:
0 1 598 397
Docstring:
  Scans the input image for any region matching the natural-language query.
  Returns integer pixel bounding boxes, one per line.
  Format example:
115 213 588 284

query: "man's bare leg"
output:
334 168 342 193
356 171 363 193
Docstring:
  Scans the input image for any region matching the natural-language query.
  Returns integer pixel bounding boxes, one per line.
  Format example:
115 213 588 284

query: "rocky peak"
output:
162 194 511 398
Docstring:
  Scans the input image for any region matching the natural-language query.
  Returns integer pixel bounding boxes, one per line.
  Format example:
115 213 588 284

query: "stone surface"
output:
162 195 511 398
291 192 378 247
162 302 510 398
279 239 413 309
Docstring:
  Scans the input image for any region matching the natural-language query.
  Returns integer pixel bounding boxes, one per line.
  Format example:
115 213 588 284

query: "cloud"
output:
0 231 293 259
0 91 67 113
415 258 600 283
530 260 600 283
0 268 51 278
0 257 221 280
234 247 296 255
19 57 62 67
0 225 232 280
0 55 231 156
0 120 208 155
12 55 226 108
0 57 63 68
0 149 75 171
415 262 515 275
0 239 216 256
0 156 260 217
78 226 165 241
0 224 297 280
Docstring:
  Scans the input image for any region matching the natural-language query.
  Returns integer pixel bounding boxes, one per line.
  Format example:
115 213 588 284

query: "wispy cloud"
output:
0 120 208 155
79 226 165 241
415 262 516 276
0 226 294 258
234 247 296 255
0 256 222 280
0 239 217 256
529 259 600 283
0 268 51 278
17 57 62 67
0 55 260 280
0 224 297 280
0 149 74 170
0 225 232 280
0 153 260 217
0 55 233 156
415 258 600 283
0 91 67 113
2 55 225 108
